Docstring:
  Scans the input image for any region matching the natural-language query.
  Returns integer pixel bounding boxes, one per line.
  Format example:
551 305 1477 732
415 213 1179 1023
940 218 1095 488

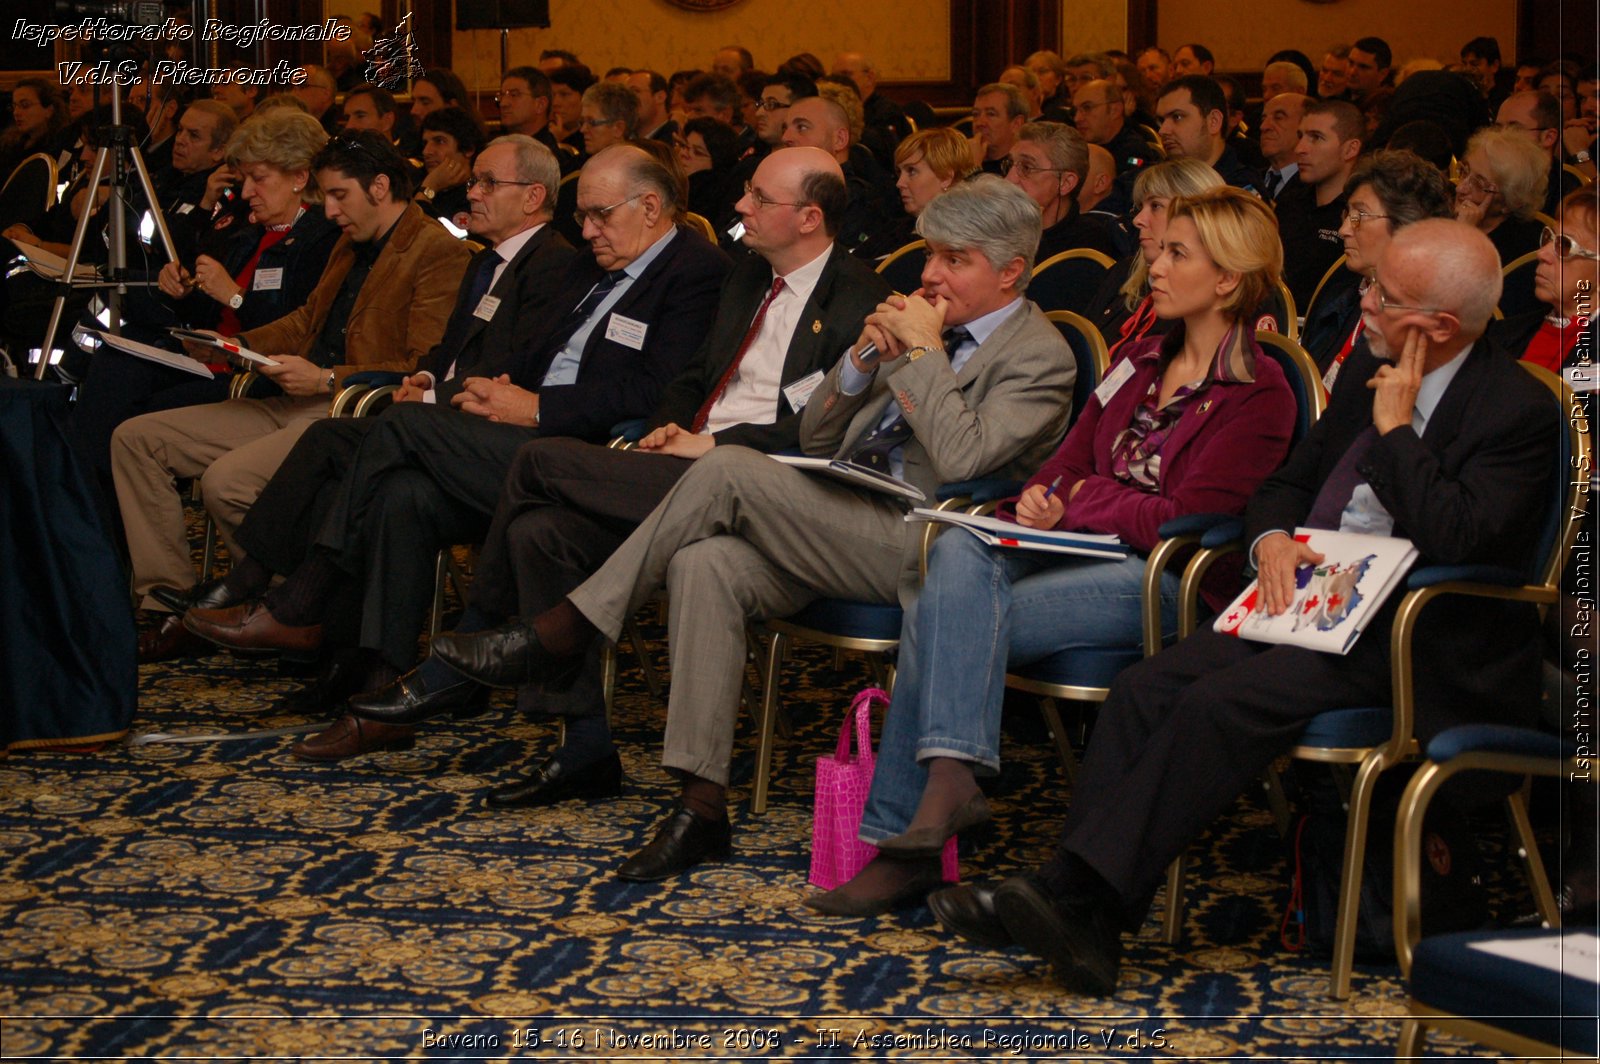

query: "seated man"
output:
348 146 893 790
1274 99 1362 308
184 145 731 758
114 131 470 661
429 176 1077 880
1004 121 1122 261
924 219 1560 994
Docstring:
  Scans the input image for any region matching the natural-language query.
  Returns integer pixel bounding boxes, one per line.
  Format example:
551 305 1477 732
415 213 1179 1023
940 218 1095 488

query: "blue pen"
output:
1043 474 1063 499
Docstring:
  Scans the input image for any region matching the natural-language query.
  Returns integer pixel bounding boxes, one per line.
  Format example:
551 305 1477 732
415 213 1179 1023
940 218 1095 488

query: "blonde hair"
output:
893 127 977 184
1119 157 1225 308
1167 187 1284 320
225 108 329 202
1465 126 1550 220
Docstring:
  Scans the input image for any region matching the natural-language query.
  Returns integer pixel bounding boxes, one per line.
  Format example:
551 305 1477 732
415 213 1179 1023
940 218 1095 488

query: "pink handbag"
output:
809 687 960 890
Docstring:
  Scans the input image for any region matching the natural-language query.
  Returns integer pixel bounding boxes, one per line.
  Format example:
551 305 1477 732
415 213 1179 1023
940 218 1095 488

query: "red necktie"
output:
690 276 786 433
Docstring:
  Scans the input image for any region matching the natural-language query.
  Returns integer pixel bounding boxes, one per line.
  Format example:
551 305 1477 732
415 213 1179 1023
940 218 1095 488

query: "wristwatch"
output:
227 291 244 309
903 345 941 363
418 186 436 202
325 368 336 393
1576 149 1593 164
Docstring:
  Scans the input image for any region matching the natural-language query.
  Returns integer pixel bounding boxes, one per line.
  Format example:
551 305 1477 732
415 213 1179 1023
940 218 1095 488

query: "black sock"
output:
220 555 272 600
532 598 597 658
681 775 726 822
263 551 340 626
550 714 614 769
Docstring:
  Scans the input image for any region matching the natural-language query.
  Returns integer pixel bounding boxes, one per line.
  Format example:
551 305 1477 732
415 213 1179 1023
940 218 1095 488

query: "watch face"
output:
229 293 244 308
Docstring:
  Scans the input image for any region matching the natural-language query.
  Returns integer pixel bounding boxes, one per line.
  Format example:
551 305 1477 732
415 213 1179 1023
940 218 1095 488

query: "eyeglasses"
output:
1456 164 1500 197
674 138 710 159
573 192 643 227
466 174 537 193
1540 226 1600 262
579 116 617 130
998 156 1067 180
1341 206 1391 230
742 181 805 210
756 97 791 111
1359 273 1441 315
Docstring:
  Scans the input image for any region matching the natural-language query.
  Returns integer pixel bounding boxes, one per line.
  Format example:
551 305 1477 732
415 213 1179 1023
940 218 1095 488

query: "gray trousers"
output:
568 445 914 786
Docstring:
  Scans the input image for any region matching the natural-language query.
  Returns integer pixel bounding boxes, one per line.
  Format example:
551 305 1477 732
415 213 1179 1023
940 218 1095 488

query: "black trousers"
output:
469 436 693 720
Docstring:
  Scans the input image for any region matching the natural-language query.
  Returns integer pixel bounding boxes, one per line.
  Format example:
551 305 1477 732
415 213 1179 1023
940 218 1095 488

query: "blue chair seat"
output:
1012 645 1144 690
1411 928 1598 1054
776 598 902 641
1296 705 1392 748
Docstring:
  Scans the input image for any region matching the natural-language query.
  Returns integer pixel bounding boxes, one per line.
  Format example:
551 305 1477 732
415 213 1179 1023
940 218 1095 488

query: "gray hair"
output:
917 174 1043 291
1398 218 1503 335
1066 52 1116 78
1017 121 1089 185
975 82 1028 121
487 134 561 216
1263 61 1309 94
582 81 639 137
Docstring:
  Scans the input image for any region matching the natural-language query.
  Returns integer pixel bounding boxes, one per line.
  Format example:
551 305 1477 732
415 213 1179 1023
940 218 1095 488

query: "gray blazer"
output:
799 298 1077 499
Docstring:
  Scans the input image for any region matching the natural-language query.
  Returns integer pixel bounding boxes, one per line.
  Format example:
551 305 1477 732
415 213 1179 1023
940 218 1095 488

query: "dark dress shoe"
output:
347 667 487 725
803 861 945 917
615 806 731 882
278 653 375 715
929 883 1012 949
486 752 624 808
431 621 579 690
875 792 992 858
184 601 323 654
290 712 416 761
137 613 209 663
150 577 244 614
993 875 1123 995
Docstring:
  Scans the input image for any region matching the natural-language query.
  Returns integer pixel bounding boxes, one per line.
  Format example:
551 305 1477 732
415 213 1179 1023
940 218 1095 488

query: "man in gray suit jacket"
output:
429 176 1077 880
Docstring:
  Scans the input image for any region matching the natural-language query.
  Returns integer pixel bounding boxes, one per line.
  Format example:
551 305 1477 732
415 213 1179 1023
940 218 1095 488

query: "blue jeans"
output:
858 529 1179 843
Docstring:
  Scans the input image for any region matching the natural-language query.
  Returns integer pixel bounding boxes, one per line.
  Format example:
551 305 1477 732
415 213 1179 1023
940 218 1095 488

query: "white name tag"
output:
604 313 648 350
783 369 826 412
175 203 193 215
252 267 283 291
1094 356 1136 408
473 294 501 321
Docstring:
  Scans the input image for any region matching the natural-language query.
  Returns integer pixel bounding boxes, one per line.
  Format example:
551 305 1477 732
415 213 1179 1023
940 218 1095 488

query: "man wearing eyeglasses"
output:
1004 122 1122 262
1497 91 1586 217
927 219 1559 996
1071 79 1151 178
182 144 729 759
347 146 892 793
1274 99 1363 307
497 67 572 174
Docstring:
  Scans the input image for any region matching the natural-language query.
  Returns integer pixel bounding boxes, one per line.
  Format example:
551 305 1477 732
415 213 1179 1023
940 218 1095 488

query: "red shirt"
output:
1519 318 1574 373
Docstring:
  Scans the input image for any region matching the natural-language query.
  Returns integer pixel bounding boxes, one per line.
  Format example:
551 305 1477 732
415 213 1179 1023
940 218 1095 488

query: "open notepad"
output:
768 455 926 503
93 330 213 378
905 508 1129 559
12 241 101 282
168 329 281 367
1212 528 1418 655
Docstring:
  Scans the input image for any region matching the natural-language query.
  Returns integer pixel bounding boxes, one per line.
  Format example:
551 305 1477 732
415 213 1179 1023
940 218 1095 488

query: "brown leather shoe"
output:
184 600 323 654
137 613 209 663
290 712 416 761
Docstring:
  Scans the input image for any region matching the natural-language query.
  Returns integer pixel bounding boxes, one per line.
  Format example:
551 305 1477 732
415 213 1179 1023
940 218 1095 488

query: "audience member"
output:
497 67 566 166
416 106 485 222
1006 121 1121 260
1262 61 1309 102
411 69 475 123
1386 118 1455 172
549 64 598 153
970 82 1027 176
0 78 66 183
1258 93 1310 201
712 46 755 80
1078 143 1117 215
1026 50 1072 114
1154 75 1262 192
1073 79 1153 176
292 64 339 133
677 116 742 231
832 52 911 149
1455 126 1549 315
579 82 639 156
1275 99 1363 307
1497 91 1584 215
1489 186 1600 372
1135 47 1172 99
1346 36 1394 101
1000 65 1045 121
781 94 898 256
627 70 676 142
1318 45 1353 100
1171 43 1215 77
210 79 259 122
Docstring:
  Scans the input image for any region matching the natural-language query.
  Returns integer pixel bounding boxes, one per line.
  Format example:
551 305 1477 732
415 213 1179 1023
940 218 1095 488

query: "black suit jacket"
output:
646 243 892 453
416 224 577 404
1244 338 1560 740
508 225 731 440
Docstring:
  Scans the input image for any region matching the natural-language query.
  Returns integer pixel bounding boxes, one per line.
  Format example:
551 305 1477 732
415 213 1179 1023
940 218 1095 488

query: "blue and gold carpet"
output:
1 632 1511 1059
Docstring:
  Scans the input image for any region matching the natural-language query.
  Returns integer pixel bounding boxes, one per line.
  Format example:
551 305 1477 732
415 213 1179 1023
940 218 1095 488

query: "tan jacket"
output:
237 203 471 385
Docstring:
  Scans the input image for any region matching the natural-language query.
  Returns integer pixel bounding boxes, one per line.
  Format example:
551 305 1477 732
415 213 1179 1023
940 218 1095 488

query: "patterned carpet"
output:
1 624 1521 1060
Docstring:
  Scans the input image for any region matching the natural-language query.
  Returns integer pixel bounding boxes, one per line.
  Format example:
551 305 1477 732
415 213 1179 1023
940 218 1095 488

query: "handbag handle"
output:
835 687 889 764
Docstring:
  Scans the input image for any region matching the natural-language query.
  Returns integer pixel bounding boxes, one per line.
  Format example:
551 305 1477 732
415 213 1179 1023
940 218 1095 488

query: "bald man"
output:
928 218 1561 995
782 95 900 255
832 51 911 151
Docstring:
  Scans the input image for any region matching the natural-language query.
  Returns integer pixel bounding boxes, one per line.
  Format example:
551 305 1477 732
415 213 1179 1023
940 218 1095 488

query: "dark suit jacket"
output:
646 243 892 452
415 224 576 404
1244 338 1560 740
508 225 731 440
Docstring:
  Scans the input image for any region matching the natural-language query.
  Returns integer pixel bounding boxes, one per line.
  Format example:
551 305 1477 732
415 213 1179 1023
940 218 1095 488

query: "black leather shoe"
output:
347 667 487 725
993 875 1123 995
486 752 624 808
615 806 731 882
928 883 1012 949
875 792 991 858
431 621 580 690
150 576 245 614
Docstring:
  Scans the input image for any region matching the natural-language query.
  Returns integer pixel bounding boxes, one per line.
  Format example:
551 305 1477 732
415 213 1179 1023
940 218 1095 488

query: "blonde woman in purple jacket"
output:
808 188 1297 916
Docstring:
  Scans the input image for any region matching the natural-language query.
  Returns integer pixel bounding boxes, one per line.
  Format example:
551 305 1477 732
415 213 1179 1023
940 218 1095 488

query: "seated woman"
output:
67 108 339 525
879 127 977 253
1084 158 1221 351
1300 149 1453 390
1490 185 1599 372
415 105 484 228
0 78 67 205
1454 126 1549 317
676 116 742 237
806 187 1298 916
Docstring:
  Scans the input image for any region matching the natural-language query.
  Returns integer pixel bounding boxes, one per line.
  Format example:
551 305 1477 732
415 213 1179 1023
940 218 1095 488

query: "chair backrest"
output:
682 211 717 242
949 116 974 136
1304 253 1349 323
1253 330 1326 444
1045 309 1108 426
1029 247 1115 315
1498 249 1542 317
1519 362 1587 589
1562 162 1593 188
0 153 57 227
1531 210 1559 231
1251 280 1299 341
875 238 928 295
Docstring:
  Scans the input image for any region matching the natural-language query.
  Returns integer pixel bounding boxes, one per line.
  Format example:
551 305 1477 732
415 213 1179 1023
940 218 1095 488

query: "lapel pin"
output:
1198 399 1212 413
812 319 822 333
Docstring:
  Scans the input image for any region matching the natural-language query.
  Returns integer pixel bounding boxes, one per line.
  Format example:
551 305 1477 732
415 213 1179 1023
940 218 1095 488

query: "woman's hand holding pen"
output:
1015 476 1066 529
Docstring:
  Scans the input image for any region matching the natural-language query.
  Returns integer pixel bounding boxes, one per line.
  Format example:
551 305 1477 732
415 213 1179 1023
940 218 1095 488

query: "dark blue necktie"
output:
464 248 500 308
544 269 630 354
1304 425 1379 529
849 325 973 472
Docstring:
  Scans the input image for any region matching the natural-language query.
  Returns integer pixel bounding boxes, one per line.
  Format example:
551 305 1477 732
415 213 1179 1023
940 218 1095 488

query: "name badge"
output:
175 203 193 215
473 294 501 321
252 267 283 291
783 369 826 412
604 314 648 350
1094 356 1136 408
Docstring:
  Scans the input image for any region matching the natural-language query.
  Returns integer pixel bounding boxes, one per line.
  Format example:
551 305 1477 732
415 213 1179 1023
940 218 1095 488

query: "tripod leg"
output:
35 146 111 380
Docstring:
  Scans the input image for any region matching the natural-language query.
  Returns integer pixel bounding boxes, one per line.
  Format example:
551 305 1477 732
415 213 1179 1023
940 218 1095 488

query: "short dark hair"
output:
548 64 596 95
415 68 472 110
502 66 552 103
683 73 741 113
682 115 740 171
1214 75 1245 114
1305 98 1364 142
634 69 667 96
667 70 701 93
720 45 755 72
1352 36 1393 70
1347 149 1454 228
1161 74 1227 121
313 128 413 199
421 105 486 158
344 82 396 116
762 72 817 102
1461 36 1501 64
798 167 848 237
604 66 633 80
1527 91 1565 132
539 49 580 66
737 69 768 102
1179 43 1214 67
1385 119 1454 171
